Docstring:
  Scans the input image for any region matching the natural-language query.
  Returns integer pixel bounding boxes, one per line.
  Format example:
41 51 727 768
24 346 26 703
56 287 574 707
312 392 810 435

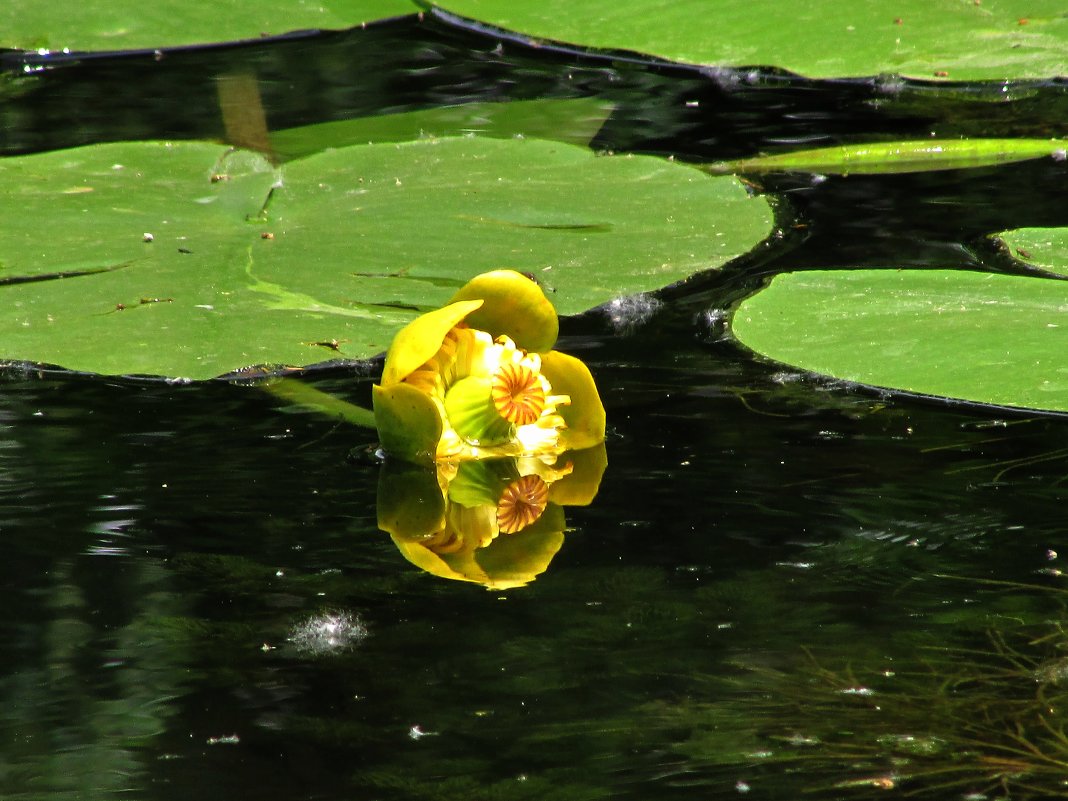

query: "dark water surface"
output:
4 12 1068 800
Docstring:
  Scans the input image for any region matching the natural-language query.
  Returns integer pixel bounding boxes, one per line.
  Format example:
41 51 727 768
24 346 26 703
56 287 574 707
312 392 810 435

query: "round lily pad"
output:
431 0 1068 81
0 0 414 52
0 136 774 379
732 269 1068 413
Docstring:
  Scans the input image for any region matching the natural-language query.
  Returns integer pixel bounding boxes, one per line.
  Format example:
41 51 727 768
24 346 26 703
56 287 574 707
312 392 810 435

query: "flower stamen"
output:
492 362 546 426
497 474 549 534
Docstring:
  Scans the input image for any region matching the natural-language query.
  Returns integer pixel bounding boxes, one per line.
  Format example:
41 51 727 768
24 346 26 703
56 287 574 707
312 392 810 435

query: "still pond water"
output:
4 12 1068 801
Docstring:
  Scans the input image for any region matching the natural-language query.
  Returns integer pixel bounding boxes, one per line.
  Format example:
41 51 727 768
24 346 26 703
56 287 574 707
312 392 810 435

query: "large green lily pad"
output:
0 0 414 52
997 226 1068 278
0 136 773 379
430 0 1068 81
732 269 1068 413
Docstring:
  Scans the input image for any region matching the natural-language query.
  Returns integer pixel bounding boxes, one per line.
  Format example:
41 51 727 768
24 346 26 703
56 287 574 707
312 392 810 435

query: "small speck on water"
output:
206 734 240 746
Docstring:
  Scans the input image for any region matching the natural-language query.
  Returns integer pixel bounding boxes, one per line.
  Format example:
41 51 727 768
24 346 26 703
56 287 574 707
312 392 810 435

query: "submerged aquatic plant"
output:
372 269 605 464
672 585 1068 800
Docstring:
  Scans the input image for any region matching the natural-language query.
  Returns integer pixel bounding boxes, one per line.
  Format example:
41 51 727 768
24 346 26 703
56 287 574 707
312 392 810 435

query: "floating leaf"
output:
702 138 1068 176
732 269 1068 413
0 136 773 379
429 0 1068 81
996 226 1068 279
0 0 415 51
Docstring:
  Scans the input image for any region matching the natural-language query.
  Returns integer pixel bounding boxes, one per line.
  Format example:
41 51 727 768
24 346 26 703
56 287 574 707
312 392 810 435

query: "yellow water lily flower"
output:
373 270 605 463
377 444 607 588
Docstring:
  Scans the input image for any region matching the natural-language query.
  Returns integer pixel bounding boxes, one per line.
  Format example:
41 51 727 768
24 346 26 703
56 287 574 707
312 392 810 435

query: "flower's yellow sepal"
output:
372 382 444 464
381 299 483 386
448 270 559 354
540 351 606 451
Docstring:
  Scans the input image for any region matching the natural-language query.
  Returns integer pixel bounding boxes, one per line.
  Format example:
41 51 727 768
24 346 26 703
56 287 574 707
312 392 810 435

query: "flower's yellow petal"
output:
539 350 606 450
380 299 484 386
449 270 559 354
547 443 608 507
372 382 443 464
376 460 447 539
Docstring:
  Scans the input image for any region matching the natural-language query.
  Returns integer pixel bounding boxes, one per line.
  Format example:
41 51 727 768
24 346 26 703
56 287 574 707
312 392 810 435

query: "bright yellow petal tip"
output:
449 270 559 354
380 299 483 386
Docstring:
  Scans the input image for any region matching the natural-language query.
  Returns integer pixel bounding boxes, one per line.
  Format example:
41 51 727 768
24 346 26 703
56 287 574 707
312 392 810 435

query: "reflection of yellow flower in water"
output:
373 270 605 464
497 473 548 534
377 445 607 589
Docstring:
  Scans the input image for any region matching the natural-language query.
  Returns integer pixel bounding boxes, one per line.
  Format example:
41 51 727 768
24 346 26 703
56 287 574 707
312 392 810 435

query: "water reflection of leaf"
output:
377 444 606 588
0 557 186 798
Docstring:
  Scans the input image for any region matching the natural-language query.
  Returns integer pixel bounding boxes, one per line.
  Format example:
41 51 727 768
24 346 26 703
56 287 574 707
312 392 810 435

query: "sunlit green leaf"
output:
0 0 415 51
732 269 1068 413
429 0 1068 81
996 226 1068 279
702 138 1068 176
0 136 773 379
